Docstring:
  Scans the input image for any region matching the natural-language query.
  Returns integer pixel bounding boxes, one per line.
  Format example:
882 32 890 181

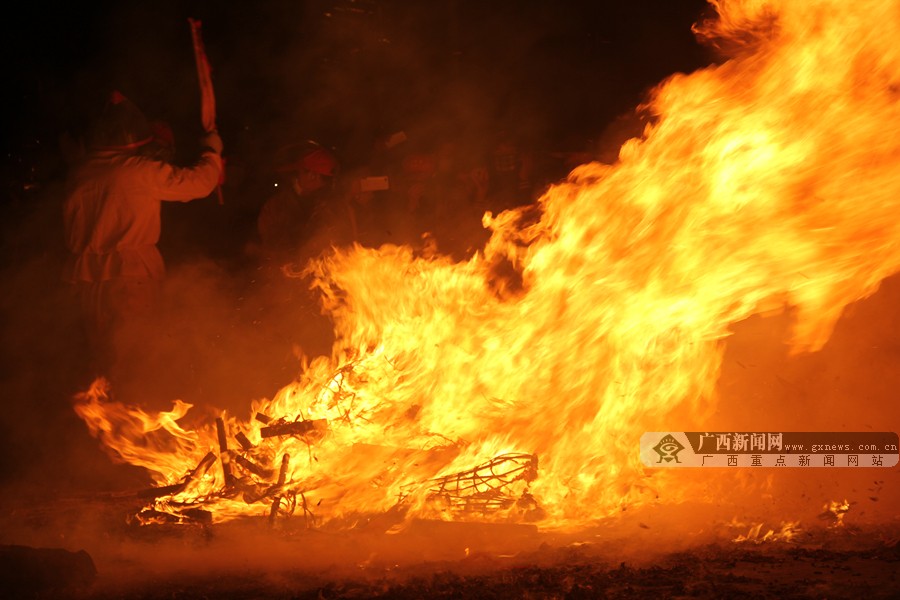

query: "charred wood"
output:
215 417 235 487
234 454 275 479
235 431 255 451
136 451 217 500
260 419 327 439
269 453 292 525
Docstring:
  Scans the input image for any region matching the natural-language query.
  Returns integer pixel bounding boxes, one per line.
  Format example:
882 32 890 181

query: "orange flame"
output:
731 517 802 543
75 0 900 528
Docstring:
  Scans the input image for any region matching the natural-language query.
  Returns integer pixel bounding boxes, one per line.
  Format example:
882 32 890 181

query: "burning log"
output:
137 507 213 526
235 431 255 451
269 453 294 525
215 417 234 487
233 454 275 479
260 418 327 439
131 453 221 527
274 453 289 489
136 451 217 500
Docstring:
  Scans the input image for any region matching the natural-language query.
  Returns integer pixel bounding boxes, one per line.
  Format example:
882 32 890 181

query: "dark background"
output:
2 0 712 208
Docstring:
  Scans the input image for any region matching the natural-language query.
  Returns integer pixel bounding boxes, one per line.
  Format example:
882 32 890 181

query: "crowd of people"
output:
250 127 581 262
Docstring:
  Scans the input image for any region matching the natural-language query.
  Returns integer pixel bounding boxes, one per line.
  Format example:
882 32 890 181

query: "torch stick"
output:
269 453 291 525
188 17 224 205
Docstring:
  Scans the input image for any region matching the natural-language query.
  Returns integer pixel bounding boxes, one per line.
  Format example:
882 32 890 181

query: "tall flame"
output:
76 0 900 528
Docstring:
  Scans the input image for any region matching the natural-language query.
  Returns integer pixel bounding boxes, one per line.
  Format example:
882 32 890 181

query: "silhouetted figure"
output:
63 91 223 377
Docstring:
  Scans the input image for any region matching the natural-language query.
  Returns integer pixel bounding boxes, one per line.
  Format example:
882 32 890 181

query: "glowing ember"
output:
731 518 802 543
75 0 900 529
820 499 851 528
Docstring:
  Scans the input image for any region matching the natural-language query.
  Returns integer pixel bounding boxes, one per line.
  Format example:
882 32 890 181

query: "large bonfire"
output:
75 0 900 530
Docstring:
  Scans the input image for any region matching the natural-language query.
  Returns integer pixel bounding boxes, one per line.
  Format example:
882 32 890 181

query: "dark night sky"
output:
2 0 712 191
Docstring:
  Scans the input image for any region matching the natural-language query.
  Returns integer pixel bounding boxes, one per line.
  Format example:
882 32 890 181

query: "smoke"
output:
713 281 900 525
111 253 343 411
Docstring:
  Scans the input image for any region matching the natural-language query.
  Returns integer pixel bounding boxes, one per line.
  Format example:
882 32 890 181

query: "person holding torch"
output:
62 90 223 376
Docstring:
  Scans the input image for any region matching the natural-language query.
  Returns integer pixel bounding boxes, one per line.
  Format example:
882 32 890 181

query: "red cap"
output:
276 146 338 177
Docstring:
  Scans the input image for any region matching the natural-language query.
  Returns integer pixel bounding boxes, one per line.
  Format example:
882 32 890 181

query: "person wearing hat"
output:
63 90 223 375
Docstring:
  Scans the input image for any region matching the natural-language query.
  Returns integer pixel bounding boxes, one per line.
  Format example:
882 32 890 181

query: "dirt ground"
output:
1 506 898 599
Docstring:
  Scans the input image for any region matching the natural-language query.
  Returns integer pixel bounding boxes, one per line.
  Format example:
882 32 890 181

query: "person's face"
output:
293 169 325 195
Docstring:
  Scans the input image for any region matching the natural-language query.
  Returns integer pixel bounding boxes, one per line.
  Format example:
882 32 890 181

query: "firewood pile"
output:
125 406 541 529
